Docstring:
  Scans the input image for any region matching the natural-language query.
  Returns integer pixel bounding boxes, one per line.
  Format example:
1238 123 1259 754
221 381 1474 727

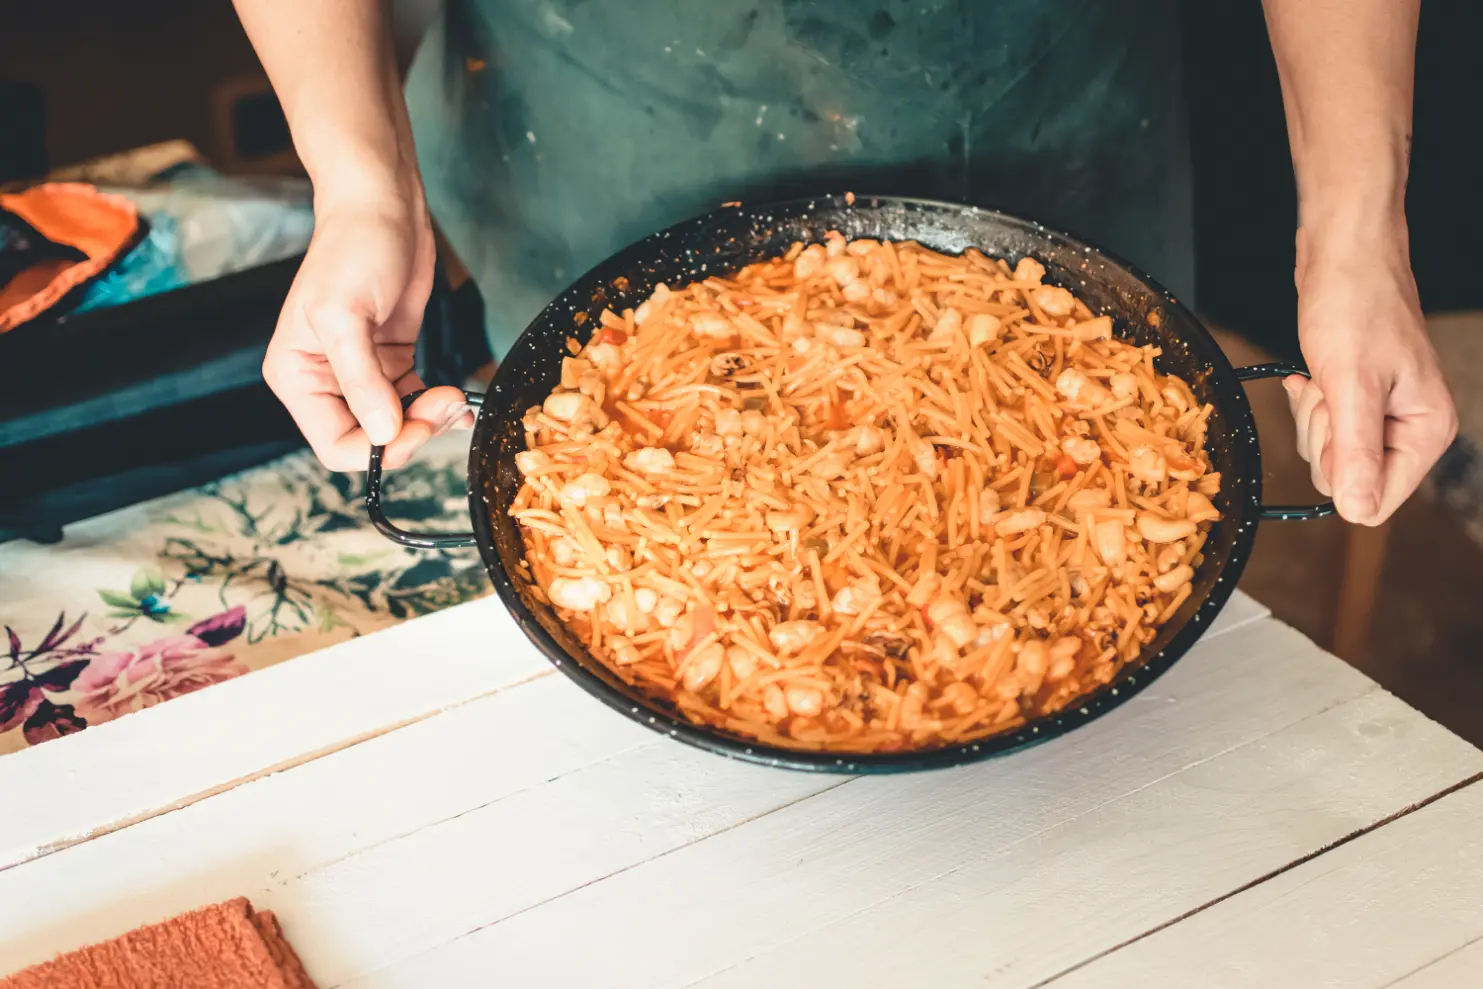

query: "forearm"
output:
233 0 418 202
1262 0 1419 241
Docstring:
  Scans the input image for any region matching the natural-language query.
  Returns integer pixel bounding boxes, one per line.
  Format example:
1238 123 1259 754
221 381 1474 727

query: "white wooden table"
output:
2 590 1480 988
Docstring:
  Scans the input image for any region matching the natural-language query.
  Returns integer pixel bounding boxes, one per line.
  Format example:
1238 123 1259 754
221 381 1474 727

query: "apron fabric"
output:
405 0 1193 358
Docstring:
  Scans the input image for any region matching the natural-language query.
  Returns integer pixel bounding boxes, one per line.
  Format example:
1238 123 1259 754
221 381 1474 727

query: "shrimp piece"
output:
899 681 931 729
823 325 866 348
727 646 758 681
979 486 1003 525
1068 488 1112 512
682 643 725 692
543 391 591 423
793 244 827 279
1009 639 1049 697
1154 564 1195 594
1055 368 1111 408
995 508 1047 536
1186 491 1221 523
1136 512 1198 543
967 312 1002 347
1061 435 1102 466
691 312 735 341
632 283 672 325
770 620 824 655
1032 285 1076 317
926 596 976 649
831 580 881 616
605 595 647 634
549 536 580 567
714 408 743 437
930 307 963 341
547 576 612 612
1014 256 1046 284
1071 316 1113 341
1048 636 1082 680
608 636 643 666
940 681 979 715
786 685 825 716
1110 372 1139 400
1094 518 1127 566
1127 446 1168 485
848 425 885 456
827 256 861 287
763 684 790 719
905 571 943 608
558 472 611 508
514 450 552 477
624 447 676 474
1155 541 1186 574
652 596 685 629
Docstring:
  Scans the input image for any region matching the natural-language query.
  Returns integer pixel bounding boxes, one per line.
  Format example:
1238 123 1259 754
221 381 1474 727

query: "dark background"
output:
1184 1 1483 359
4 1 1481 360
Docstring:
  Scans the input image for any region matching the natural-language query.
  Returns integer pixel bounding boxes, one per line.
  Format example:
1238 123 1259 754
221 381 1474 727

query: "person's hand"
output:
262 179 472 471
1285 219 1457 525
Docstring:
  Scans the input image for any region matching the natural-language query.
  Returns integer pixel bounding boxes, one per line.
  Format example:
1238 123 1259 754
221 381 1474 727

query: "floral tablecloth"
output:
0 431 484 755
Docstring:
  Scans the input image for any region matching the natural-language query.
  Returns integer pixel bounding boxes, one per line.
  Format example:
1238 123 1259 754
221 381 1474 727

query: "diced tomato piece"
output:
1054 453 1078 479
597 327 628 345
678 604 717 660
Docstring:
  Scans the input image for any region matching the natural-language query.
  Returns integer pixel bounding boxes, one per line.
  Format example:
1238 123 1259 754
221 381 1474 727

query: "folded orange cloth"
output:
0 182 140 333
0 898 316 989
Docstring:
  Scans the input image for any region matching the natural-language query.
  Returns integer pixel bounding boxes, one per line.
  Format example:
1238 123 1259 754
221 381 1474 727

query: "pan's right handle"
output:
1233 362 1337 521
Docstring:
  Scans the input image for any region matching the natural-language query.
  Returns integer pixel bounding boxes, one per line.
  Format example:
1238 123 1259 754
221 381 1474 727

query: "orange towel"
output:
0 183 140 333
0 898 316 989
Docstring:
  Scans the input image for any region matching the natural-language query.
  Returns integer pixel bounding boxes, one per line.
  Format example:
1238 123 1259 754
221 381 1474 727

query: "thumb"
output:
307 303 402 445
1322 373 1387 524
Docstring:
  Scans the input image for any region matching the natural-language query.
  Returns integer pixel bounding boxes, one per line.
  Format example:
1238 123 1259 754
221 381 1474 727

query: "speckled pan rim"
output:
471 195 1263 774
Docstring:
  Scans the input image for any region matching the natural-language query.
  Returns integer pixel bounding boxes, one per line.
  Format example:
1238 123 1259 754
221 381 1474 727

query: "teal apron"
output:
406 0 1192 358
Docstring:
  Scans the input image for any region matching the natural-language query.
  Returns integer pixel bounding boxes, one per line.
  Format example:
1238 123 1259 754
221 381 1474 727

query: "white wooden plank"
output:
347 641 1480 988
0 671 837 979
0 595 1267 984
0 595 547 870
1047 780 1483 989
0 588 1266 874
321 617 1396 988
1389 935 1483 989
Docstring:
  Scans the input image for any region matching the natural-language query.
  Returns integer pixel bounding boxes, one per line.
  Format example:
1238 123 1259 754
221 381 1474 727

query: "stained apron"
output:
405 0 1193 357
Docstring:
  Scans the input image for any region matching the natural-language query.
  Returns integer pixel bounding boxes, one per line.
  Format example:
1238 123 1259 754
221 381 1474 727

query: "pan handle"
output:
1233 362 1337 521
365 388 485 549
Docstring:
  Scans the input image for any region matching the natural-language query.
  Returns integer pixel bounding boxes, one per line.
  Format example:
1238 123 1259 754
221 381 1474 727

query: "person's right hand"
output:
262 179 472 471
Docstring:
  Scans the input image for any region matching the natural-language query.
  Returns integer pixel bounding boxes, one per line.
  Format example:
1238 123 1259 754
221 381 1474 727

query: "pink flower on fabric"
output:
69 630 246 726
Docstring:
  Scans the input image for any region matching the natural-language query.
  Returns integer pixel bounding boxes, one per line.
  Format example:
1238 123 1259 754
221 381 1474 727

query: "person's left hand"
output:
1285 218 1456 526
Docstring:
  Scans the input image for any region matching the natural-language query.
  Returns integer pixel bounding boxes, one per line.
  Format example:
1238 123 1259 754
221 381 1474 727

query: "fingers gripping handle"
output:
1234 362 1337 521
365 388 484 549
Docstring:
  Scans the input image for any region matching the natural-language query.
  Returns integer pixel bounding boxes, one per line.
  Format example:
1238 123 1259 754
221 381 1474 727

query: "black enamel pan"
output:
365 195 1332 773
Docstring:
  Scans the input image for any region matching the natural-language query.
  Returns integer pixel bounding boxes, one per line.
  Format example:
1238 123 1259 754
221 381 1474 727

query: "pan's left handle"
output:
365 388 485 549
1233 362 1336 521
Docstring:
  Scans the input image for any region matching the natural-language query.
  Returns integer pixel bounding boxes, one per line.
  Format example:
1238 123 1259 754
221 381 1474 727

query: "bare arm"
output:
233 1 466 469
1262 0 1455 525
1264 0 1416 237
234 0 414 201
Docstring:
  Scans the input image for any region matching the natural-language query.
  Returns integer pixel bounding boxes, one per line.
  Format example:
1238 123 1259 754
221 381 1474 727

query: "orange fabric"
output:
0 898 317 989
0 183 139 333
